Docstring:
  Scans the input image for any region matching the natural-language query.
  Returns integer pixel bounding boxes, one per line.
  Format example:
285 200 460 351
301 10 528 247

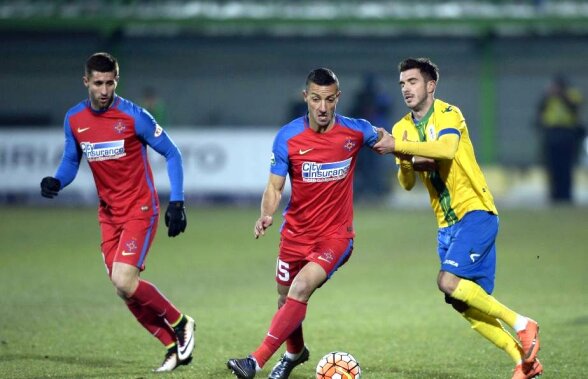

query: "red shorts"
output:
100 215 159 276
276 237 354 286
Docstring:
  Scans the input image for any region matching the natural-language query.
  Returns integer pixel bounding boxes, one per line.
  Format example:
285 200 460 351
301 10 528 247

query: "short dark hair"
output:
306 68 339 89
398 58 439 82
85 52 119 77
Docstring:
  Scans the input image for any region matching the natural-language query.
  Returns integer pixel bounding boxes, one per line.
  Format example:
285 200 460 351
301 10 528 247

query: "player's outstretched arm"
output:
255 174 285 239
395 134 459 160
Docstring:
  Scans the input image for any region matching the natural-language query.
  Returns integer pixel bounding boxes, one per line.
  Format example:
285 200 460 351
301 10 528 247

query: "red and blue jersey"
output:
54 96 183 223
271 114 379 244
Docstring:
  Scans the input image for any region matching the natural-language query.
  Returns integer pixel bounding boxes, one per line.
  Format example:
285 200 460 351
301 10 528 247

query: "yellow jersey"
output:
392 99 498 227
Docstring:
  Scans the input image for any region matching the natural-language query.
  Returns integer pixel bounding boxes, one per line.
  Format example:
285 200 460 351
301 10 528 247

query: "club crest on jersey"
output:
318 249 335 263
125 239 138 252
121 238 138 256
301 157 352 182
343 138 356 151
114 120 126 134
154 124 163 137
80 140 126 162
427 125 437 141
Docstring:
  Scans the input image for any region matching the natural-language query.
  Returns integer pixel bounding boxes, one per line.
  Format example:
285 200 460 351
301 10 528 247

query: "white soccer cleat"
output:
154 350 193 372
174 315 196 361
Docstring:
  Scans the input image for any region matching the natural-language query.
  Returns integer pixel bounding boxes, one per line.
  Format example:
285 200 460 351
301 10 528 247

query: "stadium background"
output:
1 0 588 206
1 2 587 379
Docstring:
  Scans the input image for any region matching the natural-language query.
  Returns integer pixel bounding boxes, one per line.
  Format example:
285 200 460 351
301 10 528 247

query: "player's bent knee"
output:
288 280 315 302
110 275 137 298
440 286 454 296
112 282 134 298
437 279 451 295
110 263 140 298
437 271 459 295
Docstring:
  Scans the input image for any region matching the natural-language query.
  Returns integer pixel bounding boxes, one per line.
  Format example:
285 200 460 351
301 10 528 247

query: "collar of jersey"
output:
412 101 435 142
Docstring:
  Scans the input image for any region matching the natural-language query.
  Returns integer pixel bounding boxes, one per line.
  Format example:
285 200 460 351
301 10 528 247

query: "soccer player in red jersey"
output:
40 52 195 372
227 68 387 379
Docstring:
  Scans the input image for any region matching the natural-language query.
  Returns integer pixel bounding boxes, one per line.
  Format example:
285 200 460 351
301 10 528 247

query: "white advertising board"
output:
0 128 278 196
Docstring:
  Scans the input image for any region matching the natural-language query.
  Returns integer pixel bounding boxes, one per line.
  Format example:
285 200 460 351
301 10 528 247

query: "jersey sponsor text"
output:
301 157 352 182
80 140 126 162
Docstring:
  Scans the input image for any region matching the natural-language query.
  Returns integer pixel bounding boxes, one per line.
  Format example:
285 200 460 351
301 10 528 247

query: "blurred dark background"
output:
1 0 587 205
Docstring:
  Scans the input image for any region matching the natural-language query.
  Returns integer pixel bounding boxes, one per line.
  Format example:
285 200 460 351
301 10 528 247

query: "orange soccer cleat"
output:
512 358 543 379
517 319 540 363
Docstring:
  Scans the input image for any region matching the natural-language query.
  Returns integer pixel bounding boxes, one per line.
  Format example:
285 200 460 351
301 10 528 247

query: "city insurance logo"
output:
80 140 126 162
301 157 352 183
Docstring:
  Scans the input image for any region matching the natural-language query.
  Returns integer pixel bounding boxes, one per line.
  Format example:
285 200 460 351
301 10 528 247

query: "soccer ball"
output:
316 351 361 379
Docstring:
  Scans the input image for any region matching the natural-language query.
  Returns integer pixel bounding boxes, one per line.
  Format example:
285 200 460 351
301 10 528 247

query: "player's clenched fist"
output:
40 177 61 198
254 215 273 239
372 127 395 154
165 201 187 237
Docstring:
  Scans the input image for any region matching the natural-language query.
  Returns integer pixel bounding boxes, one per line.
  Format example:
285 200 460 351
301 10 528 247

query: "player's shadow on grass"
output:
0 353 146 378
387 366 467 379
572 315 588 325
0 353 132 367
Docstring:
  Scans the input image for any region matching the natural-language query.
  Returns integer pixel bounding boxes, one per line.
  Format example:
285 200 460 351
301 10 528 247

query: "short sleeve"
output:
270 130 289 177
437 106 465 138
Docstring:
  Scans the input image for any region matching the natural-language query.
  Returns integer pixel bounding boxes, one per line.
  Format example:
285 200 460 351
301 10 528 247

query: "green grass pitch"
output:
0 205 586 378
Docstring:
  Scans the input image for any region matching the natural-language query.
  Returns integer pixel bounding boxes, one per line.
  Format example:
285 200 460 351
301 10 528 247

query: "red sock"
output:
252 297 307 368
126 298 176 346
130 279 182 325
286 325 305 354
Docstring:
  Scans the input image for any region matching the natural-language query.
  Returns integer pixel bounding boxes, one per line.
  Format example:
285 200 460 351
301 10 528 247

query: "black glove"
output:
165 201 187 237
40 177 61 198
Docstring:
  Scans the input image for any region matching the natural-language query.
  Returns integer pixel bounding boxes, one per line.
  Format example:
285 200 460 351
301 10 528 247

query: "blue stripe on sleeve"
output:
135 109 184 201
54 116 81 188
438 128 461 139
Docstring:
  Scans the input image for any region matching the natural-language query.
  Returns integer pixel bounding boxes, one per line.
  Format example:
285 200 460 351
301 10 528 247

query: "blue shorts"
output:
437 210 498 294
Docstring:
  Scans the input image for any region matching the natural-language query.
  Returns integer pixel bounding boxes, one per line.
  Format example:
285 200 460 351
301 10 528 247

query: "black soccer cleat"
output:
227 356 258 379
268 347 310 379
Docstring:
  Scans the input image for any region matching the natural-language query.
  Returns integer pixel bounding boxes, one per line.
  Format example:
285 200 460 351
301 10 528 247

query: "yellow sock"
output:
451 279 518 328
462 307 523 363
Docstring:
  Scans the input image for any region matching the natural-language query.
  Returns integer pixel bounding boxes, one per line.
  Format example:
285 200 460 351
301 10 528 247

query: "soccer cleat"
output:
517 319 540 364
227 356 258 379
511 358 543 379
268 346 310 379
153 349 193 372
173 315 196 361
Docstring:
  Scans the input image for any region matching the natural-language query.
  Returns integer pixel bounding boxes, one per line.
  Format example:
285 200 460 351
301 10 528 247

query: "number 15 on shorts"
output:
276 259 290 282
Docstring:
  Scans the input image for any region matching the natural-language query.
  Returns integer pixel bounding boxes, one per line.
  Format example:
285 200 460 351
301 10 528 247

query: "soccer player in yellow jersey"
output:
374 58 543 379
